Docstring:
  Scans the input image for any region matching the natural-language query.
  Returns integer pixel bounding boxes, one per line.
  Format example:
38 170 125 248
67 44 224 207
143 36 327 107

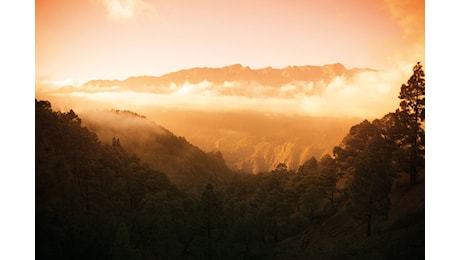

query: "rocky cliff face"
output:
147 110 361 174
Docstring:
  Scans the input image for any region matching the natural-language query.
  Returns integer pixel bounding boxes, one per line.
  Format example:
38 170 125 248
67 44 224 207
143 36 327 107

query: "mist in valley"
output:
34 0 428 258
36 63 411 174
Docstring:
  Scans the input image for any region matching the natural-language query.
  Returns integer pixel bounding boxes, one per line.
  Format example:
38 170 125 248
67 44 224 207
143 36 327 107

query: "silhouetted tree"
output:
298 156 318 176
199 184 223 260
273 162 288 174
397 62 425 185
299 175 322 227
333 120 378 176
348 134 392 237
371 112 406 178
36 99 179 259
318 154 338 206
110 222 141 260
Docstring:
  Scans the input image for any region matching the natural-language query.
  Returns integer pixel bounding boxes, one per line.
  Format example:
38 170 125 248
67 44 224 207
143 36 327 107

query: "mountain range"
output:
38 63 375 173
54 63 375 96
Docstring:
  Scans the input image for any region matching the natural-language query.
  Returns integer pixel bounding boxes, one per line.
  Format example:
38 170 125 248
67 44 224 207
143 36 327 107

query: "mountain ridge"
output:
82 63 376 89
78 108 233 194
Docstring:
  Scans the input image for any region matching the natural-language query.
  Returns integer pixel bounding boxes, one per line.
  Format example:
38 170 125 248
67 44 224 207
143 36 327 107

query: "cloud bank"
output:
36 65 415 120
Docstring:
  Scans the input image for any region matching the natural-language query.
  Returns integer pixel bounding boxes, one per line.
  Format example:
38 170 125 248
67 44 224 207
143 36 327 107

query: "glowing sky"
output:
36 0 424 82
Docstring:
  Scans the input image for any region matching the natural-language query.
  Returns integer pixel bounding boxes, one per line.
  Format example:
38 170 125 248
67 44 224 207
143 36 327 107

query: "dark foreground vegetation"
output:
36 63 425 259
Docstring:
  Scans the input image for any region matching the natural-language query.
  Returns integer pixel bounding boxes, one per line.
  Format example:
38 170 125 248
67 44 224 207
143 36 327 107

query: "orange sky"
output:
36 0 424 82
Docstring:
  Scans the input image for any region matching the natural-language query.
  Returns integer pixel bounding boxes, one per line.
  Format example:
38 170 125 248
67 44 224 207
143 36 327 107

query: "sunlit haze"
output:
35 0 425 173
36 0 424 81
36 0 424 119
33 3 429 256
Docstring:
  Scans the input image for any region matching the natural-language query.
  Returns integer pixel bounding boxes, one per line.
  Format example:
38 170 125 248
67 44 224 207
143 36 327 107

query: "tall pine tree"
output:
397 62 425 185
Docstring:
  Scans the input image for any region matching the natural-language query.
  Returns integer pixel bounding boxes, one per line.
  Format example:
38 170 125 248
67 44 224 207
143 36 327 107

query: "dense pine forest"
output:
36 63 425 259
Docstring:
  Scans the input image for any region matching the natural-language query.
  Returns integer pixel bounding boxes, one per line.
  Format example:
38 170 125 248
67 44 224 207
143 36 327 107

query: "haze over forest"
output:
36 0 424 170
36 62 416 173
35 0 425 259
36 62 426 259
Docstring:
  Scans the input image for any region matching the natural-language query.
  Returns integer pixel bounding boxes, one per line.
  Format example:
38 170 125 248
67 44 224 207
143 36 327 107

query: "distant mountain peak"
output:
225 63 244 69
81 63 373 90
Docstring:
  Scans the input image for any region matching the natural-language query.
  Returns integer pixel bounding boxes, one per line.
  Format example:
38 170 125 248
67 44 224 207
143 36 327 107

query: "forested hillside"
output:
36 63 425 259
79 109 232 195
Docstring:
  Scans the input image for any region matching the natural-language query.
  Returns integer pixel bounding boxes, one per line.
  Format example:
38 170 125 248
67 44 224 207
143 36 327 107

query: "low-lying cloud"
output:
36 64 415 120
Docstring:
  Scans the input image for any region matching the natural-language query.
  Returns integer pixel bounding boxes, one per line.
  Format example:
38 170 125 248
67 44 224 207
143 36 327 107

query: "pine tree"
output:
348 134 392 237
397 62 425 185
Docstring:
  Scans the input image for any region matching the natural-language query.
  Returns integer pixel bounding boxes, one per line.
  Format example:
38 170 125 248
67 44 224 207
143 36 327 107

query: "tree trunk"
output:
410 163 417 185
261 225 265 247
309 207 314 227
245 243 251 258
331 190 334 206
85 183 89 211
274 218 278 242
181 237 194 258
207 214 212 260
367 195 372 237
274 205 279 242
367 214 371 237
411 105 419 186
410 133 417 185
